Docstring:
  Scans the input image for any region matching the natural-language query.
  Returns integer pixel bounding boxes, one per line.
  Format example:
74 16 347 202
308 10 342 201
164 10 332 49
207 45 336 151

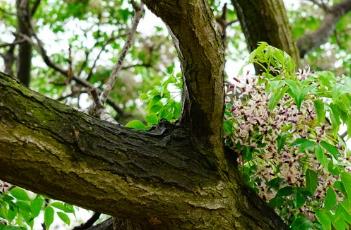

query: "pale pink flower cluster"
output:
225 70 341 220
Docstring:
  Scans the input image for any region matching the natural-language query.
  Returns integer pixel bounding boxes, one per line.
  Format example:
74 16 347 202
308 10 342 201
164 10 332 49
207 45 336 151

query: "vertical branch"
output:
232 0 300 66
16 0 33 87
91 1 144 116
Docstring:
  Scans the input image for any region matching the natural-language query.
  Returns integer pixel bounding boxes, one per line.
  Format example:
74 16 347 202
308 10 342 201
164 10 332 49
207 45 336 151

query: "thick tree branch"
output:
298 0 351 57
0 72 286 229
142 0 226 166
0 72 232 228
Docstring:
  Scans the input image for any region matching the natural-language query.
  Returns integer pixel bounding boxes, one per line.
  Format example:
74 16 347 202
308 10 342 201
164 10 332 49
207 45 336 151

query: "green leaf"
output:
294 189 306 208
324 188 337 210
334 181 347 196
328 161 341 176
320 141 339 159
50 202 74 213
292 138 315 152
145 114 159 125
306 169 318 194
276 133 288 153
31 196 44 217
332 209 348 230
6 204 17 222
315 145 329 169
316 209 331 230
57 212 70 225
277 186 293 197
337 205 351 225
223 120 233 135
329 104 341 134
269 196 284 208
268 85 287 110
290 215 314 230
150 104 162 113
125 120 148 131
44 207 54 229
9 187 30 201
314 99 325 123
267 177 284 190
286 80 307 109
341 172 351 199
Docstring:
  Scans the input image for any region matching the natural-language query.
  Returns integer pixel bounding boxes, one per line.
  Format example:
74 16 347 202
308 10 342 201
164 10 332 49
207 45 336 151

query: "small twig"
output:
340 130 348 139
226 19 239 27
77 50 89 78
91 1 144 116
86 34 118 81
57 90 87 101
73 212 101 230
19 32 125 116
66 44 74 84
0 39 26 49
122 62 151 70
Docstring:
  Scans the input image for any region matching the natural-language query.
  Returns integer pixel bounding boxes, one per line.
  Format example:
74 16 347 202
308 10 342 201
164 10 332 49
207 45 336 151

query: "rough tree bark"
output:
0 0 288 228
232 0 300 65
0 72 286 229
232 0 351 63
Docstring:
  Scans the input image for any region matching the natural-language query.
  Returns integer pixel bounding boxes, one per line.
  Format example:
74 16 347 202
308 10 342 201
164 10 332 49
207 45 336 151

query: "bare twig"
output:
226 19 239 27
57 89 88 101
0 39 26 49
340 130 348 139
19 32 125 116
86 34 117 81
91 1 144 115
73 212 101 230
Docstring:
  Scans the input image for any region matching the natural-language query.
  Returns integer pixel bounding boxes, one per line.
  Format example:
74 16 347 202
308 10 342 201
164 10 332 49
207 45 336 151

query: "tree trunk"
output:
232 0 300 65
